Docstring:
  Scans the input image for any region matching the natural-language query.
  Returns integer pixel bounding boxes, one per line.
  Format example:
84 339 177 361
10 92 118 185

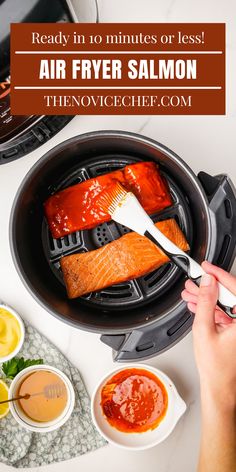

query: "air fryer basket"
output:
42 155 193 311
10 130 223 335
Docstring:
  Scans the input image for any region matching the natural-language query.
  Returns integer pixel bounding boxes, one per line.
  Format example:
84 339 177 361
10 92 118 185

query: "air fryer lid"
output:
0 0 72 81
0 0 73 163
0 83 40 145
10 131 217 333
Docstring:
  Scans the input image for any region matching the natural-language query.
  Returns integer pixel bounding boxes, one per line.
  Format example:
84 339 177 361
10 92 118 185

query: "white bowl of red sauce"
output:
91 364 186 450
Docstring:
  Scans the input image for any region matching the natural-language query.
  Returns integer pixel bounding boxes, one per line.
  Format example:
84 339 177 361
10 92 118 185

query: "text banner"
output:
10 23 225 115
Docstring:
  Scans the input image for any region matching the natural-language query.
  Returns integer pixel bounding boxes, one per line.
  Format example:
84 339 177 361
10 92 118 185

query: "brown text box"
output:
10 23 225 115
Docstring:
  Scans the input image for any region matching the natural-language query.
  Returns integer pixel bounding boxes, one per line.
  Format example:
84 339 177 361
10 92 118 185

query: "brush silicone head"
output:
98 182 130 216
97 181 154 235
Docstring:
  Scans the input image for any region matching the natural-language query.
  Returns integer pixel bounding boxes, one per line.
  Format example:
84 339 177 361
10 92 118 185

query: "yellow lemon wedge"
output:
0 379 9 419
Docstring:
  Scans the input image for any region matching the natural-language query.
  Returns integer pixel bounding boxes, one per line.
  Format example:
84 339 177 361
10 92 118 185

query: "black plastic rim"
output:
0 115 73 164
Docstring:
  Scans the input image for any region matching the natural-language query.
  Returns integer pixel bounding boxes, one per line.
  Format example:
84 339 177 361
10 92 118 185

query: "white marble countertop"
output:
1 0 236 471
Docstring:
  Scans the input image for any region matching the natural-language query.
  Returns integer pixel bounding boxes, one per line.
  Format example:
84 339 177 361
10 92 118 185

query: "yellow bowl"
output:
0 303 25 363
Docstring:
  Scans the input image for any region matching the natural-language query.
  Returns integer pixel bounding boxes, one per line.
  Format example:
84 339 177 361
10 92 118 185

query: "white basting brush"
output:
98 182 236 318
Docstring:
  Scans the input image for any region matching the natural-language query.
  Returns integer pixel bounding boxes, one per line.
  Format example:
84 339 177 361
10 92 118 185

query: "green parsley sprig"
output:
1 357 43 379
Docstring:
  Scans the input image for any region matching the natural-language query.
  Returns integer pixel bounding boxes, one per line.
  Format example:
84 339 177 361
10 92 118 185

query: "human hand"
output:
181 261 236 409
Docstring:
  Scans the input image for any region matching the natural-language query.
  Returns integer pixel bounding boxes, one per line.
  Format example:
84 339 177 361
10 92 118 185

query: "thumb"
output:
194 274 218 335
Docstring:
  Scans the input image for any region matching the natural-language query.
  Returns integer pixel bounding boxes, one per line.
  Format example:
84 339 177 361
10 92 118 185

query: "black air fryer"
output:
0 0 74 164
10 131 236 361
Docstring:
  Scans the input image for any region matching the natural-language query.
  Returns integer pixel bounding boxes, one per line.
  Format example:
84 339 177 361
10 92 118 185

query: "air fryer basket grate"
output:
42 156 193 310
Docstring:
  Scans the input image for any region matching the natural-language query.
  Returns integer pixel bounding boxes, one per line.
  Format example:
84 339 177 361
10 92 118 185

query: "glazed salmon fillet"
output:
60 219 189 299
44 162 172 239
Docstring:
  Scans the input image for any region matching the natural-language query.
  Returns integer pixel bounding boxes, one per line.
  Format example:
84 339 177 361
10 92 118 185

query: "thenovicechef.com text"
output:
44 94 192 109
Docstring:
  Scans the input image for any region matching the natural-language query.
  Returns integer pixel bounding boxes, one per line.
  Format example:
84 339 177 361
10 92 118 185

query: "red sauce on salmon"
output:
101 368 168 433
44 162 172 239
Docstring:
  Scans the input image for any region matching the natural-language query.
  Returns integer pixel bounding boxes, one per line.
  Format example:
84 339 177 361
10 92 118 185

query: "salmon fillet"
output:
44 162 172 239
60 219 189 299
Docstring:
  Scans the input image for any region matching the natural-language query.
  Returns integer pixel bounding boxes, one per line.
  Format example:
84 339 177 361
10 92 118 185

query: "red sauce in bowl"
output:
101 368 168 433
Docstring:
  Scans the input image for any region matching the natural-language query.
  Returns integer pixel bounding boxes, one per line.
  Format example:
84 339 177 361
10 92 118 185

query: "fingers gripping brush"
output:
98 182 236 318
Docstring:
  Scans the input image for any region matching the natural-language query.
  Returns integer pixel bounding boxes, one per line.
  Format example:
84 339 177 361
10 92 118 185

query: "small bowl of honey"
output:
9 364 75 432
91 364 186 450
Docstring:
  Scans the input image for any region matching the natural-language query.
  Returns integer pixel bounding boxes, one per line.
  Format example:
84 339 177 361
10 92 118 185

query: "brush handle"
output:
0 394 29 405
111 192 236 318
145 223 236 319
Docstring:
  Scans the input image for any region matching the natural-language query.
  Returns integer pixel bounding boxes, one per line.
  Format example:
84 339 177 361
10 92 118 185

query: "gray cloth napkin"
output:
0 322 107 468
